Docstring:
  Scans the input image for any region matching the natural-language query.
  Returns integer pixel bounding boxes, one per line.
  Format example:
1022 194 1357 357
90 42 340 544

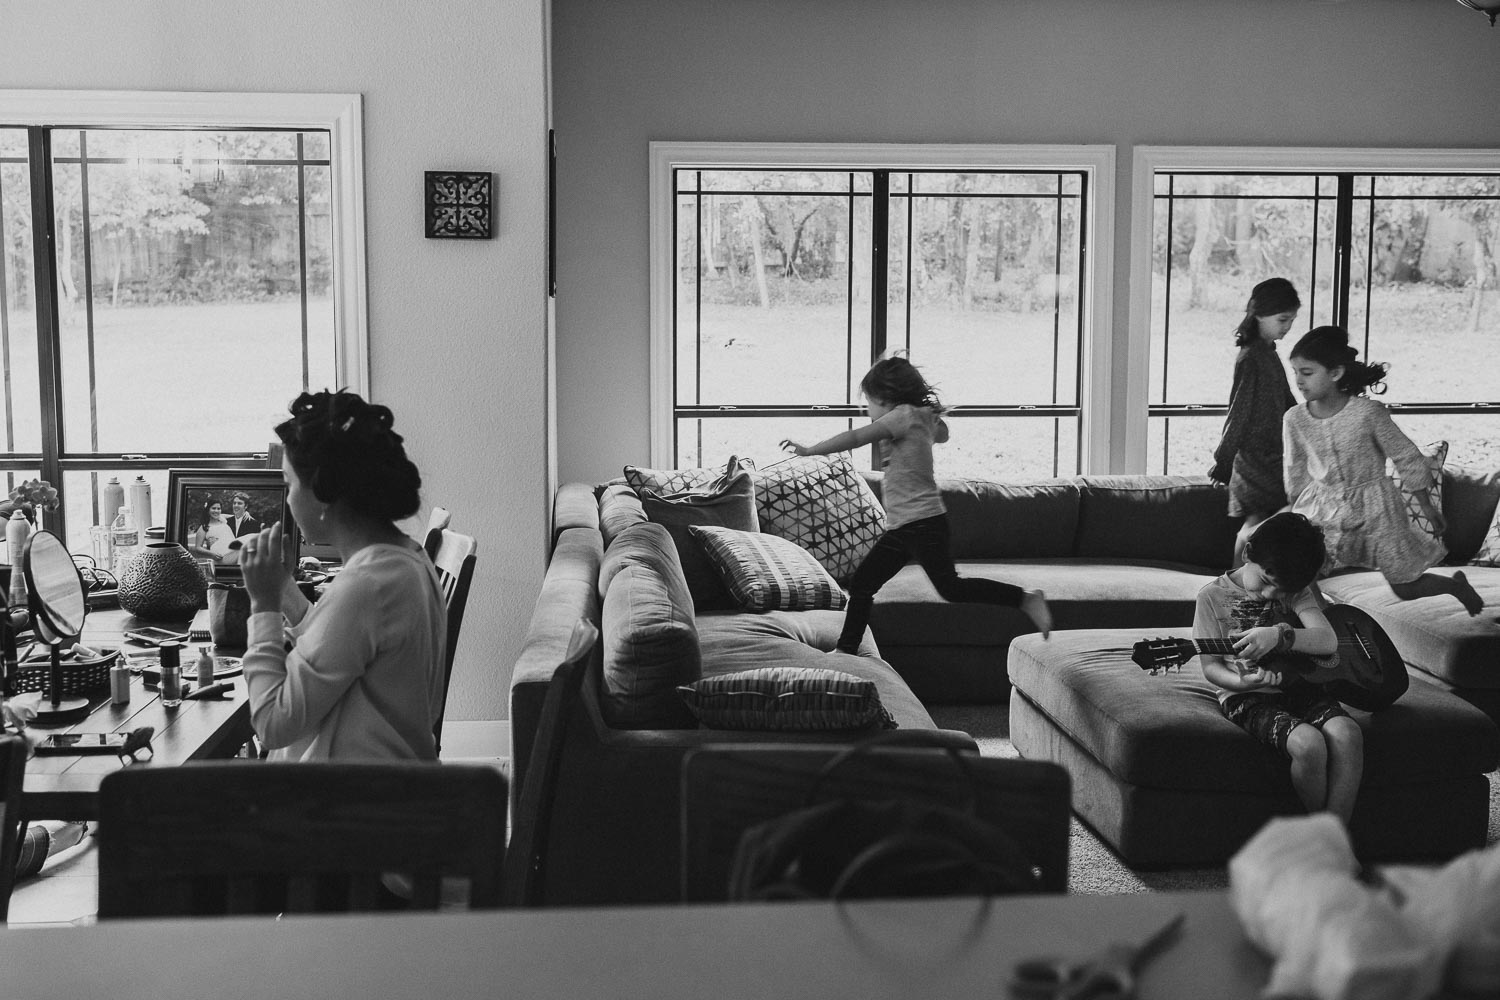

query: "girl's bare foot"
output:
1021 589 1052 639
1452 570 1483 617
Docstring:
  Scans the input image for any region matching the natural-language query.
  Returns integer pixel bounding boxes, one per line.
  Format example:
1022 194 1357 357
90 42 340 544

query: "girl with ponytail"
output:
1210 277 1302 565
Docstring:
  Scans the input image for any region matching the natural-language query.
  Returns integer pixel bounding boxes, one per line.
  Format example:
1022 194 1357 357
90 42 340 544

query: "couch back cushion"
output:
939 478 1081 558
1441 464 1500 563
598 483 647 549
599 522 701 729
1074 476 1234 568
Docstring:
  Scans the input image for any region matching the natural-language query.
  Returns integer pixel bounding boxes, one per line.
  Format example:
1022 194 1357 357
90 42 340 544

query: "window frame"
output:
649 141 1116 473
0 88 369 396
1127 145 1500 473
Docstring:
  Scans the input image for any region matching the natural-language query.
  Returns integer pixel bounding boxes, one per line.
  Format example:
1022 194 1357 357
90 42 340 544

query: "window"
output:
0 92 366 551
1130 147 1500 476
651 143 1115 479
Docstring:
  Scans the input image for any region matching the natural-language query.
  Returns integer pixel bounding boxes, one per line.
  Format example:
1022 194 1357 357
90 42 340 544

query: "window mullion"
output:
27 126 67 540
1333 174 1354 329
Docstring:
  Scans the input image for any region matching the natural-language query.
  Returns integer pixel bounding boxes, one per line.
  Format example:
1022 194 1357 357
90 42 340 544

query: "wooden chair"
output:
680 741 1072 903
502 617 598 907
424 513 477 757
96 759 508 918
0 735 27 923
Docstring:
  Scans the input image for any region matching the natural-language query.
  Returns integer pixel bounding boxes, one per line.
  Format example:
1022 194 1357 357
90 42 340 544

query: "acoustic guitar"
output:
1130 604 1408 712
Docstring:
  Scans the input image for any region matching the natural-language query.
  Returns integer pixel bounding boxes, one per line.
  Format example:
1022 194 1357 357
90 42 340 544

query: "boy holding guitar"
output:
1192 512 1364 825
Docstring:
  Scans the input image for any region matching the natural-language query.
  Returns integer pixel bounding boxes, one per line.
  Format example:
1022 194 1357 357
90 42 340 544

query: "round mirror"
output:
23 529 87 644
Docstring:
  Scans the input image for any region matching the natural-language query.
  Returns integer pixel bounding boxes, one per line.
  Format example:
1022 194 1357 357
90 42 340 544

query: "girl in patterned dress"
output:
1283 326 1482 614
1210 277 1301 566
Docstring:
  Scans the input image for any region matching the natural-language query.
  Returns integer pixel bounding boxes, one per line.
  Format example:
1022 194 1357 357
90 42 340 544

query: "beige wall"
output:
552 0 1500 483
2 0 548 722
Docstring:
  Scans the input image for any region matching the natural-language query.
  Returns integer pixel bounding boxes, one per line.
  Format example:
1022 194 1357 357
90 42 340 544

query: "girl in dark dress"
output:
1210 277 1302 566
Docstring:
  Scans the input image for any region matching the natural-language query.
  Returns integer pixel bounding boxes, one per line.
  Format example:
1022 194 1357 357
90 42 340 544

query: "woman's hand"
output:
780 439 811 456
239 521 292 614
1231 626 1281 661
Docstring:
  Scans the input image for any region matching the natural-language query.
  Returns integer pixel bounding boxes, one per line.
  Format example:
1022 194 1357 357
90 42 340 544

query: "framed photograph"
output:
164 469 300 580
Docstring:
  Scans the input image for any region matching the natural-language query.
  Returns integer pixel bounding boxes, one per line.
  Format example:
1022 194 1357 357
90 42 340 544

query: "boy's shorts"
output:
1220 685 1351 758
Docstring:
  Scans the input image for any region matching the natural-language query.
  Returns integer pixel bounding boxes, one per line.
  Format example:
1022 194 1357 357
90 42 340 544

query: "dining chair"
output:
502 617 598 907
679 740 1072 903
96 759 508 917
0 735 27 923
423 505 451 560
426 518 477 757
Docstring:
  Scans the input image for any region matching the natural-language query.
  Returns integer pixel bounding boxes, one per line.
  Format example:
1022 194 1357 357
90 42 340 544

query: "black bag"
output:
726 737 1042 901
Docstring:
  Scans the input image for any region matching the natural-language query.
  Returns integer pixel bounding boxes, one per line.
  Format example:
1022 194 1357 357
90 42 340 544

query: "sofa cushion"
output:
599 524 701 729
1074 476 1234 569
1441 464 1500 564
1319 569 1500 690
753 454 886 581
690 525 848 612
870 559 1215 647
694 609 940 731
938 477 1081 558
677 666 895 731
637 466 759 612
598 483 647 549
1390 440 1447 543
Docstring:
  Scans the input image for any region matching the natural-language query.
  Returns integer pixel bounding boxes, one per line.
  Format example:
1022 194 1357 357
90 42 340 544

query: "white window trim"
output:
649 141 1116 473
0 89 369 395
1127 145 1500 473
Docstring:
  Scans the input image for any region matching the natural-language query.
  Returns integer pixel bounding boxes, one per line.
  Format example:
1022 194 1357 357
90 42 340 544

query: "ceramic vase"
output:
118 542 206 620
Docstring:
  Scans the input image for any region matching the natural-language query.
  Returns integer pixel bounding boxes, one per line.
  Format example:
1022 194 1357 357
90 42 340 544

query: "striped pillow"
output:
678 666 896 731
688 525 847 612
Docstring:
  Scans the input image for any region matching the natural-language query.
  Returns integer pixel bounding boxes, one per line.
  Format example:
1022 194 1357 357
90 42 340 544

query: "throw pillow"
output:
677 666 896 731
688 524 848 613
753 454 886 582
1472 507 1500 567
624 454 756 496
1389 440 1448 543
637 464 759 612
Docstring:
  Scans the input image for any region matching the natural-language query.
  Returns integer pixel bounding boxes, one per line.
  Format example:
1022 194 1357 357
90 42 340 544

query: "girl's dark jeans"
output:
835 513 1024 653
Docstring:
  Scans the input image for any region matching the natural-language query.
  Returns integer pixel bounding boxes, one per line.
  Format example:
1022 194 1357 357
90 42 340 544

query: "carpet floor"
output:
928 704 1500 896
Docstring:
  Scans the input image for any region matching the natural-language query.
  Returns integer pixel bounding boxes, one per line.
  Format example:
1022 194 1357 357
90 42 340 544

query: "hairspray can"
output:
110 663 131 705
128 476 153 534
101 477 124 532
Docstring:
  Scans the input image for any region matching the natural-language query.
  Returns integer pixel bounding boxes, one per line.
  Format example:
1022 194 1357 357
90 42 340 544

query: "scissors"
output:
1008 910 1185 999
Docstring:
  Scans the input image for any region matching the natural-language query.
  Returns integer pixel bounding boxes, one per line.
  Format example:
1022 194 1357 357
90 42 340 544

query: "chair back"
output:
503 618 598 907
97 760 507 918
0 735 26 922
680 741 1071 902
426 521 477 756
423 506 452 560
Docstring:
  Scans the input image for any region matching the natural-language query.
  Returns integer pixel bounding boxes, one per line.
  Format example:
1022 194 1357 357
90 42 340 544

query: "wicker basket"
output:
12 648 120 696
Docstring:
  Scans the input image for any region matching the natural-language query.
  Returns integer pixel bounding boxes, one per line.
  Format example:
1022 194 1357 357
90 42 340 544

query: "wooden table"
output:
16 607 253 821
0 889 1272 999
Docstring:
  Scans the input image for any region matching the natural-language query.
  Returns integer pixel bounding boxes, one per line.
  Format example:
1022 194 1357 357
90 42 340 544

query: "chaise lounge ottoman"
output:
1008 629 1500 868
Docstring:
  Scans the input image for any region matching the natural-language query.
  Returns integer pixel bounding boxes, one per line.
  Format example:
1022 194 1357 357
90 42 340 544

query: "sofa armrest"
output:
551 482 600 549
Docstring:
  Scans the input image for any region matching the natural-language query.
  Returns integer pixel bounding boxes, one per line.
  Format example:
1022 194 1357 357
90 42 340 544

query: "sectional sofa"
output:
511 461 1500 900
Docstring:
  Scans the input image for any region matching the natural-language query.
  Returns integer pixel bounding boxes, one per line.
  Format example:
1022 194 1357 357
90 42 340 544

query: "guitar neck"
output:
1191 638 1238 658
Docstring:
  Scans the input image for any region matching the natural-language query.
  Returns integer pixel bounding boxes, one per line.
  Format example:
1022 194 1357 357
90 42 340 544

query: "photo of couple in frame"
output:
164 469 300 581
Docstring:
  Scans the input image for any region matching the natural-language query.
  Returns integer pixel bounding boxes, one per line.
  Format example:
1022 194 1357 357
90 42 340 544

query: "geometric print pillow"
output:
751 454 886 583
624 454 756 497
1389 440 1447 542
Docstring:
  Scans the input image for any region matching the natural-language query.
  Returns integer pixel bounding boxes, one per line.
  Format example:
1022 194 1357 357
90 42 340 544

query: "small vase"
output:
118 542 207 620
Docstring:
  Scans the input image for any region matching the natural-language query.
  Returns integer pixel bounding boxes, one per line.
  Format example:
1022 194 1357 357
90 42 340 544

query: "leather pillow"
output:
637 464 759 612
599 525 701 729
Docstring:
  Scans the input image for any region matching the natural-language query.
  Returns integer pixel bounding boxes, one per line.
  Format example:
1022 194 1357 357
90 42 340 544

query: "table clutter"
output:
1228 813 1500 1000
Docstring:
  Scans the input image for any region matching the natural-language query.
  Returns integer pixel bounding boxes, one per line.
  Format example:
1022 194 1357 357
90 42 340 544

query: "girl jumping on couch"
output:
781 354 1051 654
1210 277 1302 567
1283 326 1482 615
